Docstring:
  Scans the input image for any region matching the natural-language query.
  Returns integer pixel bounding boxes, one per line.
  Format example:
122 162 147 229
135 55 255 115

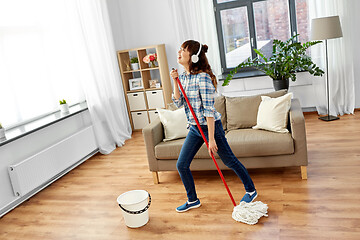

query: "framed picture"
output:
129 78 143 90
149 79 159 88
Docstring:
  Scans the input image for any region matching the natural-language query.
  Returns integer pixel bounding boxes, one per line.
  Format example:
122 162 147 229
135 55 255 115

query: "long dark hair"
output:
181 40 217 90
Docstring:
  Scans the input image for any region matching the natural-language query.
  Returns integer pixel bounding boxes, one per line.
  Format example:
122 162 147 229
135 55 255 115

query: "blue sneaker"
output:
176 199 201 212
240 190 258 203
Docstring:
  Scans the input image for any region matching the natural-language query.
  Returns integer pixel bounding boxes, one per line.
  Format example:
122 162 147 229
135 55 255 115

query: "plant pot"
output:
131 63 139 70
0 128 5 139
60 103 69 113
273 79 289 91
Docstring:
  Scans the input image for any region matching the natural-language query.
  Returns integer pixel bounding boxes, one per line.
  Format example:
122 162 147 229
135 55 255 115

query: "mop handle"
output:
174 74 236 207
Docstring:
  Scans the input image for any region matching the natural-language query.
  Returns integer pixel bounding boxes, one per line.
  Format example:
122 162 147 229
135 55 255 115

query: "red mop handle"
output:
175 76 236 207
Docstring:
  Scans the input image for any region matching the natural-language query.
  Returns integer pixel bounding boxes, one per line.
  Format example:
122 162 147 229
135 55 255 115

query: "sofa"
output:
142 90 308 184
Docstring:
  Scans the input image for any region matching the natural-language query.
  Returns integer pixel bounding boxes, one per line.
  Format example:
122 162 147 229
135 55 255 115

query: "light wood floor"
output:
1 111 360 240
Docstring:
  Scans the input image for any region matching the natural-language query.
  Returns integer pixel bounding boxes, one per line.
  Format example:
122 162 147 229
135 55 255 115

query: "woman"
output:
171 40 257 213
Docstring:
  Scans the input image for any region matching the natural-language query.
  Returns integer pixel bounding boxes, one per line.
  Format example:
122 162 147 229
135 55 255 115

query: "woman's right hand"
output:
170 69 179 81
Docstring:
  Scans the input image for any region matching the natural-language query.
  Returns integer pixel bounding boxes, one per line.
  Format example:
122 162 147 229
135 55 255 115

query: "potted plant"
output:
59 99 69 113
130 57 139 70
0 122 5 139
223 34 325 90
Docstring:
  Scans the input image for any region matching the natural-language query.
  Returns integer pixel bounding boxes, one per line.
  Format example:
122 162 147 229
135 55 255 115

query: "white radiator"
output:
8 126 97 197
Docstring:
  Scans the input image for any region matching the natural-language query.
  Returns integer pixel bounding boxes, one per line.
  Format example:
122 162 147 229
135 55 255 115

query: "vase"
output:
150 61 156 68
60 103 69 113
131 63 139 70
273 79 289 91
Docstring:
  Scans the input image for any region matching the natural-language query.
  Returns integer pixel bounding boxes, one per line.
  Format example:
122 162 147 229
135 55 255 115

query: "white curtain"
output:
66 0 132 154
0 0 85 128
309 0 356 115
169 0 222 78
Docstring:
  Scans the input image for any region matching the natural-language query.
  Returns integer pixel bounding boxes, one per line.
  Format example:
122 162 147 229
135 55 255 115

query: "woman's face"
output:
177 46 191 66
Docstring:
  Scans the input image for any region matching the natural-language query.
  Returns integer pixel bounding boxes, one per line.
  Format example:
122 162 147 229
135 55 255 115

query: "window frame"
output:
213 0 299 76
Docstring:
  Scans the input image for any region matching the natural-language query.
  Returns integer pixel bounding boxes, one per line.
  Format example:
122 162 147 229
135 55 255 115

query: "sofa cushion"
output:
226 89 287 130
155 128 294 160
225 129 294 157
214 95 226 130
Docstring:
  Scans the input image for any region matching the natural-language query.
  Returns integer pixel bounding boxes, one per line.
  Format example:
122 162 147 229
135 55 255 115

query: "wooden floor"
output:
1 111 360 240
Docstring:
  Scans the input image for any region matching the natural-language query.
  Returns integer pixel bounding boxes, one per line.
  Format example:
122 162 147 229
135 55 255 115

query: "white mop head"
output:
232 201 268 225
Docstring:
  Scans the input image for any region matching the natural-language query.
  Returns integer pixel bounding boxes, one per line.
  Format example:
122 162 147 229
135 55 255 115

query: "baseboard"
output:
302 107 317 113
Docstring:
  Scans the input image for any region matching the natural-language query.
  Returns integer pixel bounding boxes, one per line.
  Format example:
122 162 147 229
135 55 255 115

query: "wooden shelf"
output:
123 69 141 74
145 87 162 91
127 89 145 93
141 67 159 71
116 44 172 130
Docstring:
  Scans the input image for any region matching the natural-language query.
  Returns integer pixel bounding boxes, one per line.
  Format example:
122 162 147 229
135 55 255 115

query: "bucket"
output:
117 190 151 228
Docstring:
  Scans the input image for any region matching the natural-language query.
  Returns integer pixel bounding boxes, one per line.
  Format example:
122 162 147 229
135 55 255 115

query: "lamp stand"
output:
319 39 339 121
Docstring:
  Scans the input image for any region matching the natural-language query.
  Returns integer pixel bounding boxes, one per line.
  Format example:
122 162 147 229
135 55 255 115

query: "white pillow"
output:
156 107 189 142
252 92 293 133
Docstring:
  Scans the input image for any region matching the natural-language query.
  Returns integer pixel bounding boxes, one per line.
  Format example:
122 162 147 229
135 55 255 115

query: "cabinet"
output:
117 44 172 131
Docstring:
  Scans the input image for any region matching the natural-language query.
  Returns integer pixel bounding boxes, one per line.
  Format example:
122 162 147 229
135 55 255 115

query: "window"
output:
0 0 85 129
213 0 309 75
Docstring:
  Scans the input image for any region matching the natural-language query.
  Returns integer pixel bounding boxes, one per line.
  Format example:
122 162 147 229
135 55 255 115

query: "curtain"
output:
169 0 222 78
0 0 85 128
66 0 132 154
309 0 356 115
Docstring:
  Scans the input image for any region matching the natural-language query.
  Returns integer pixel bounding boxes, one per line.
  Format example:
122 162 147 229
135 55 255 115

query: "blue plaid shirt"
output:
172 72 221 126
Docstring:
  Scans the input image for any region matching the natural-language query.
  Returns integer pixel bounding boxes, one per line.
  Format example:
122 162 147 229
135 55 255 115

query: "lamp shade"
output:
311 16 343 40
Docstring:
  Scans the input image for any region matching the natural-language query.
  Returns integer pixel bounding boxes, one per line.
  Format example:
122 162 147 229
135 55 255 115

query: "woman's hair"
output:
181 40 217 90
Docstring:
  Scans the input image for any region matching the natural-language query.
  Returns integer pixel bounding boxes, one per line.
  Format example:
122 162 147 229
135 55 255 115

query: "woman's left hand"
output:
208 139 218 157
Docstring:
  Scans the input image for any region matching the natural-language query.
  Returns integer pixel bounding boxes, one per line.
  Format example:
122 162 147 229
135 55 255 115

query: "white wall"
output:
106 0 360 109
106 0 178 70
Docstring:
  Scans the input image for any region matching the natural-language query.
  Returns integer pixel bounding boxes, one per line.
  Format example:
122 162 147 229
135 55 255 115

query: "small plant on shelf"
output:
130 57 138 63
130 57 139 70
59 99 67 105
59 99 69 113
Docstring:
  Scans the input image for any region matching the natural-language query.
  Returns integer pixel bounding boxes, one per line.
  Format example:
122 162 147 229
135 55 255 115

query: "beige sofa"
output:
143 90 308 184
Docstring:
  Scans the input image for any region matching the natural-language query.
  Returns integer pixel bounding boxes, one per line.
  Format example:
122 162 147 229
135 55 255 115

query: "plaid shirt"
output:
172 72 221 126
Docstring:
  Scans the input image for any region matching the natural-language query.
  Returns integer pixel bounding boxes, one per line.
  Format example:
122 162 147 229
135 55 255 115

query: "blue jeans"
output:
176 120 256 202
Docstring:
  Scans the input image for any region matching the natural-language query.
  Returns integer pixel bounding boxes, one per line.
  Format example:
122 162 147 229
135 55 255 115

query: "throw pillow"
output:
225 89 287 130
156 107 188 142
252 92 293 133
214 95 227 130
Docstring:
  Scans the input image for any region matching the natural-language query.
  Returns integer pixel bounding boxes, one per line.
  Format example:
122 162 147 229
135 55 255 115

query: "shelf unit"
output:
116 44 172 131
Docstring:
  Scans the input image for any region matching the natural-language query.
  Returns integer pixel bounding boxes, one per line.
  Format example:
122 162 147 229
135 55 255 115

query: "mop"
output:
173 72 268 225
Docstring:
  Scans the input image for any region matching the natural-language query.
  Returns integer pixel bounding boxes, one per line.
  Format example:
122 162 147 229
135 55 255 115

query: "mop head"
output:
232 201 268 225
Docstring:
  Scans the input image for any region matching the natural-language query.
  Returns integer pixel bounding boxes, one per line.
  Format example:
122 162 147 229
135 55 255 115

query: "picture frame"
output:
129 78 143 90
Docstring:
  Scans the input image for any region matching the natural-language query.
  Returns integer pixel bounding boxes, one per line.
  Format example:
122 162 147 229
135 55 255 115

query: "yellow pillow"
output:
253 93 293 133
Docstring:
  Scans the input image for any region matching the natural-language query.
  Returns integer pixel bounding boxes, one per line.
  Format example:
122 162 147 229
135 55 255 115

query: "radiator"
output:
8 126 97 197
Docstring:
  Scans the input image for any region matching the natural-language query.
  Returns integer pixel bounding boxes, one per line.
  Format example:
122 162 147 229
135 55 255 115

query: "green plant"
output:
0 123 2 129
59 99 67 105
130 57 139 64
223 34 325 86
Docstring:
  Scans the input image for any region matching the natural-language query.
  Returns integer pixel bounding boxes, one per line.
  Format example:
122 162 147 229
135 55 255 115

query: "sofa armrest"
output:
288 98 308 165
142 118 164 171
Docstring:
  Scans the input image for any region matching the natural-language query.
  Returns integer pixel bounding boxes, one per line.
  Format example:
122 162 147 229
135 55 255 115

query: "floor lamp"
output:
311 16 343 121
